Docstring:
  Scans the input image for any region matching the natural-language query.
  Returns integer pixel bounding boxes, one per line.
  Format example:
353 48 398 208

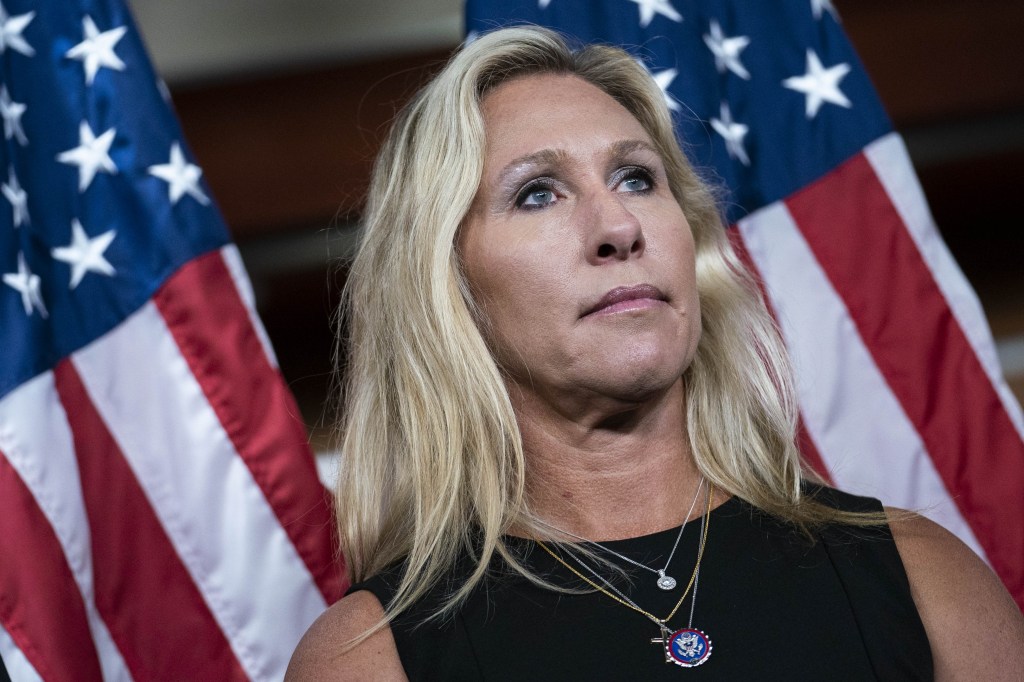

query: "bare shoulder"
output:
285 590 407 681
887 508 1024 681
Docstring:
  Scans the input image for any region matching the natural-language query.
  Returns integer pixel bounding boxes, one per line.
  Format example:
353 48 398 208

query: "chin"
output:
596 351 689 402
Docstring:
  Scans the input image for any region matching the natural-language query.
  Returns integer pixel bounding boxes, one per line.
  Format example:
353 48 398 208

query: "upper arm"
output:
888 508 1024 681
285 591 408 682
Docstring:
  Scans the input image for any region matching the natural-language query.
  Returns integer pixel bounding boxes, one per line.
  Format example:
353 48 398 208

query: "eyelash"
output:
615 165 656 194
514 177 557 209
513 166 657 210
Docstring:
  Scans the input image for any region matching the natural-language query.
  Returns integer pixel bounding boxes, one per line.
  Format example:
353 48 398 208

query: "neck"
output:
512 378 705 541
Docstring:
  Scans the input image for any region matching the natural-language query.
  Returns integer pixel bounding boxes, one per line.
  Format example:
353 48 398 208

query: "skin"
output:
286 74 1024 680
888 510 1024 679
459 74 706 540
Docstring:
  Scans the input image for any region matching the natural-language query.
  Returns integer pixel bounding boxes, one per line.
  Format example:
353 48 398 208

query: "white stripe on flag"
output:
0 373 133 681
0 622 43 682
71 302 327 681
221 244 280 369
737 200 986 557
865 133 1024 438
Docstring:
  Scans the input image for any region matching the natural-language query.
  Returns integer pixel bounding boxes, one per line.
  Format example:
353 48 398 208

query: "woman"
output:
288 27 1023 680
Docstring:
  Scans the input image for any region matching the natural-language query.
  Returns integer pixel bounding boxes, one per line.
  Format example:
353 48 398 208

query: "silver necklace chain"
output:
553 482 707 631
540 483 715 668
535 476 705 591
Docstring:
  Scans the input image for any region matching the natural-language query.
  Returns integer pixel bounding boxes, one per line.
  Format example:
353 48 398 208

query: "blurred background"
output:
128 0 1024 453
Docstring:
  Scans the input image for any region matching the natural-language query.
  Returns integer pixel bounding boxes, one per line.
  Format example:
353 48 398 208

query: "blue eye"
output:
516 182 558 208
618 168 654 193
621 177 649 192
523 189 555 206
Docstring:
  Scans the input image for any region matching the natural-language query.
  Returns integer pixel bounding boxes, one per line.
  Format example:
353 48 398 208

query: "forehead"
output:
478 74 653 168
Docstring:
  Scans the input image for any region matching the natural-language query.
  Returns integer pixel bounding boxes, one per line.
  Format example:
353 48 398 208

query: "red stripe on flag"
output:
0 447 103 681
786 153 1024 608
153 250 344 602
53 360 248 680
727 228 833 482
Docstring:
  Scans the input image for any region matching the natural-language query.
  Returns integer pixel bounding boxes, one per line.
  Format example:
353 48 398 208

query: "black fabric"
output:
349 486 932 681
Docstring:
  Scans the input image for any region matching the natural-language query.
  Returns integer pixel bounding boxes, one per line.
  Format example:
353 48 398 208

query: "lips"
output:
584 284 667 317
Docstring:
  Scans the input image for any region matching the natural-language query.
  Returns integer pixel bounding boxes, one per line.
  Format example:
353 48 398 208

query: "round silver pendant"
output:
656 573 677 590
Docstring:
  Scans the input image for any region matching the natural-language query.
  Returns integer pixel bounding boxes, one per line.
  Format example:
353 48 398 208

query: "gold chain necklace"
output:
537 482 715 668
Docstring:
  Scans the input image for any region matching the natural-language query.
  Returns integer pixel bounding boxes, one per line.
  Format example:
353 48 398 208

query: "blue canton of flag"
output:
465 0 1024 610
0 0 226 398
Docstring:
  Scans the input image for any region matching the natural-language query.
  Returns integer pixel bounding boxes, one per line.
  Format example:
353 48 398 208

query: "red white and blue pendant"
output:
665 628 712 667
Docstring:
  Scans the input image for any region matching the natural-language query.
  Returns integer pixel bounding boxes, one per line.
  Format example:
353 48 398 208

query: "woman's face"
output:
460 73 701 414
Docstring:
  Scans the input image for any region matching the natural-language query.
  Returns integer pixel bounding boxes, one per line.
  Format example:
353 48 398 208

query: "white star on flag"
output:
649 67 681 112
703 19 751 80
0 84 27 145
65 15 128 85
539 0 552 8
51 218 117 289
2 165 28 227
627 0 682 28
3 252 47 317
57 121 118 192
148 142 210 205
811 0 840 21
0 3 35 57
782 49 852 118
710 101 750 166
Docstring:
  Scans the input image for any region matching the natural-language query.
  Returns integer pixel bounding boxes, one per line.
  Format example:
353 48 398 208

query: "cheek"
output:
464 239 573 366
473 245 564 328
468 222 565 301
679 233 702 359
685 289 702 358
657 210 701 349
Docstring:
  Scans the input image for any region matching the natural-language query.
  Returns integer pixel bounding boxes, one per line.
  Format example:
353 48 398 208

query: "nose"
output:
585 191 645 263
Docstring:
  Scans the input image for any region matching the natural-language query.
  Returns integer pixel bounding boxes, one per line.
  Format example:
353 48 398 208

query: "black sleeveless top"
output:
349 487 932 680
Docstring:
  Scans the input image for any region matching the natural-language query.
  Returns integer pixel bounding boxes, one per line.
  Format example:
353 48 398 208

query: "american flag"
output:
0 1 342 679
466 0 1024 609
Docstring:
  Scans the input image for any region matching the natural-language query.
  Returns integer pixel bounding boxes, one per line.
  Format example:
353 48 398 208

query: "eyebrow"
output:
609 139 660 159
496 148 569 187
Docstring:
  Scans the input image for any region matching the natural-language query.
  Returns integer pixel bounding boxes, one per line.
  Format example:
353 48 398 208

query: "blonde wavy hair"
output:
334 26 854 624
